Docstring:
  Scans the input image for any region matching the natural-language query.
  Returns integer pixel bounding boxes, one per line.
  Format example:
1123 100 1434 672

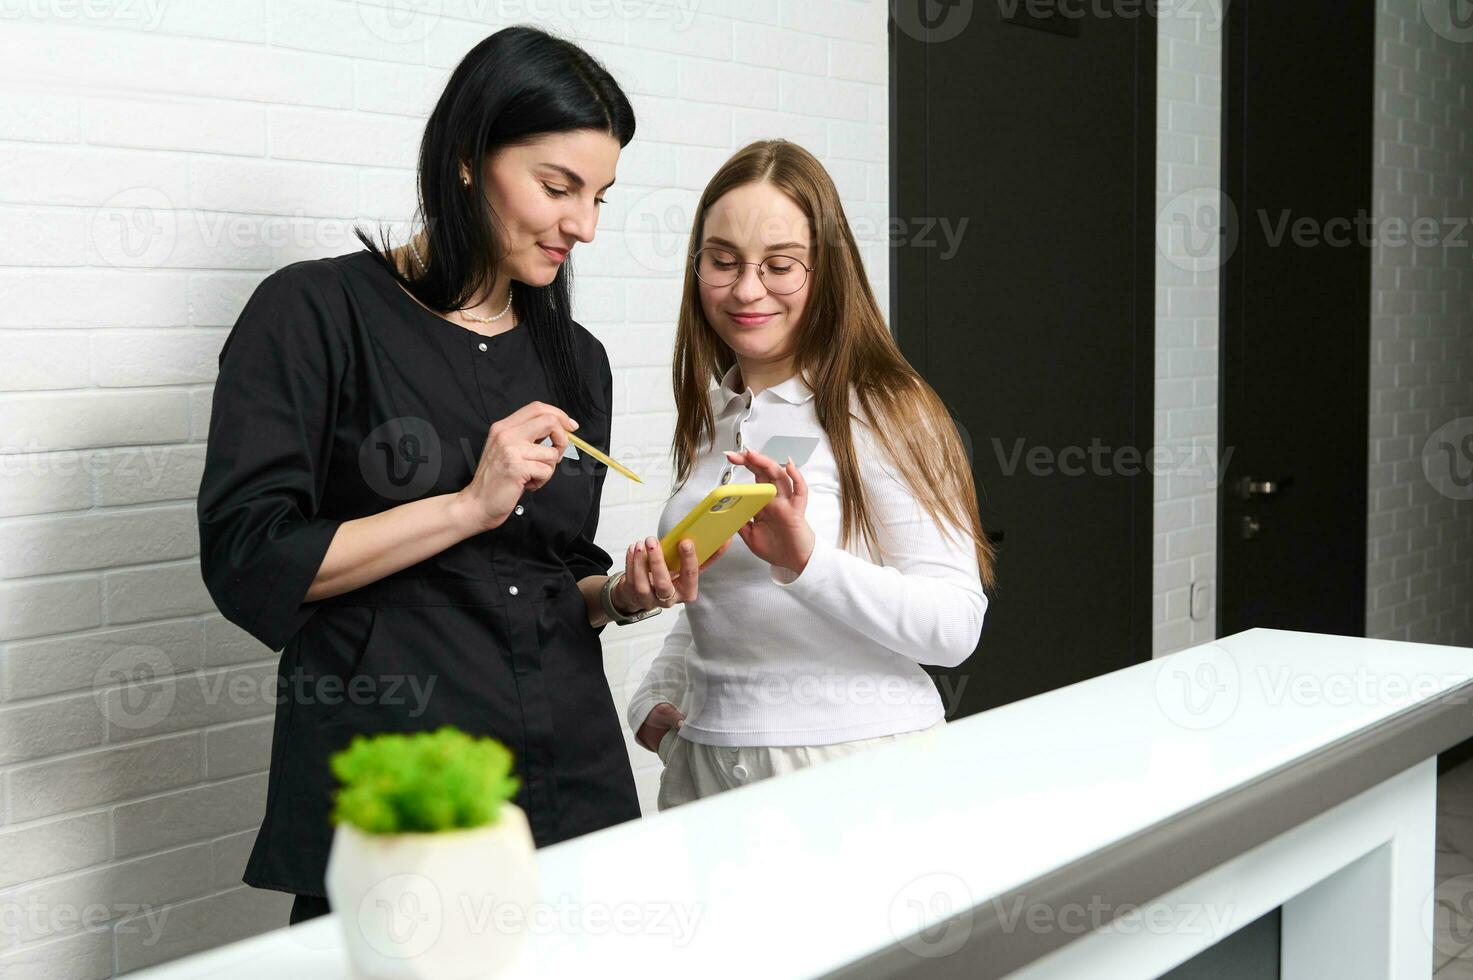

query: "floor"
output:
1435 759 1473 974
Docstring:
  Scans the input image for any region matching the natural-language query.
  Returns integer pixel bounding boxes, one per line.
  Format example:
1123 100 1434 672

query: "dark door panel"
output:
891 4 1156 717
1218 0 1374 637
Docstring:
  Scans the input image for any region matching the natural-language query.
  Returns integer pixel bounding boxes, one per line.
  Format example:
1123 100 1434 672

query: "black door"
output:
890 2 1156 718
1218 0 1374 638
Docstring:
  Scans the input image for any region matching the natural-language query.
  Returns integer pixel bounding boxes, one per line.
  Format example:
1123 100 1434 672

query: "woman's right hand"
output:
636 701 685 752
456 401 578 532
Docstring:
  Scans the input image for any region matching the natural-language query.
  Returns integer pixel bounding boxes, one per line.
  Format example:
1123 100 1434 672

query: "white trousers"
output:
655 717 948 811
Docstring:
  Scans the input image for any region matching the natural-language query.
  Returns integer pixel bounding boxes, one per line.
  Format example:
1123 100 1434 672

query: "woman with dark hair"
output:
197 26 724 925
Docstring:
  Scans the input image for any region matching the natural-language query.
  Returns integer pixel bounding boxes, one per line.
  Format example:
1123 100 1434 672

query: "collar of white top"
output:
713 363 816 409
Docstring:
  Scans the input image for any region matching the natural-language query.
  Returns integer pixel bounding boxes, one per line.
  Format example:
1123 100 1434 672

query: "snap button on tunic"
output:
196 250 638 899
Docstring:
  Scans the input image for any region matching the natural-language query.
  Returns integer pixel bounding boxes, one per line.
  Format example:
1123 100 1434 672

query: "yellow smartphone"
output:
659 483 777 568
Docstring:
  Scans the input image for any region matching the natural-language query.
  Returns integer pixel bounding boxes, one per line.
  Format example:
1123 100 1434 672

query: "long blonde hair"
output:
671 140 996 592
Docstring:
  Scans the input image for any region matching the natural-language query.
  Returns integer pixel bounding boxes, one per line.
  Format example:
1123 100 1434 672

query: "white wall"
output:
1153 3 1224 656
1367 0 1473 645
0 1 890 974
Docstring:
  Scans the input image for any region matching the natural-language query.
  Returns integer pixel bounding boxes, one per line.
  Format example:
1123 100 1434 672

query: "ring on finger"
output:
654 589 676 603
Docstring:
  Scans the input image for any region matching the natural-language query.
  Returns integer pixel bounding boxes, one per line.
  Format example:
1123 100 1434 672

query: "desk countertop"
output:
127 628 1473 979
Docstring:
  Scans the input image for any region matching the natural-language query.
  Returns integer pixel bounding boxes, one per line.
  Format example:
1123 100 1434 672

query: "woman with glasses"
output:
626 140 998 807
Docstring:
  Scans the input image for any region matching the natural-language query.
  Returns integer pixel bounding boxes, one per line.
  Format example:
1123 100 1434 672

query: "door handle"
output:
1235 475 1294 500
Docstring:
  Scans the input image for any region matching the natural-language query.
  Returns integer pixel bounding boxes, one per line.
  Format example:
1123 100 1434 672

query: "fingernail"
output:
787 456 794 467
570 419 580 430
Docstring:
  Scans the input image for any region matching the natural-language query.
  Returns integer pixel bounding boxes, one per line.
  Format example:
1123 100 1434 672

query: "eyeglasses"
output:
691 246 813 294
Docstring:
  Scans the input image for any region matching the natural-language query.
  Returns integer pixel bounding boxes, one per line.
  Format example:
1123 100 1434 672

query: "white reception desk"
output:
127 628 1473 978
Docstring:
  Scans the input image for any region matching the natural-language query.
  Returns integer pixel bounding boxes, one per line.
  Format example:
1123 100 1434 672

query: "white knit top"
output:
625 365 988 746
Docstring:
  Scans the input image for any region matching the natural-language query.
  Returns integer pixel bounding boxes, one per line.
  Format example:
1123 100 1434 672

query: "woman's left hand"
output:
725 448 816 575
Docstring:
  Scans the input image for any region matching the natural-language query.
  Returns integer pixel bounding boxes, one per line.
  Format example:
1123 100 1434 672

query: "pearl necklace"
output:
406 235 514 324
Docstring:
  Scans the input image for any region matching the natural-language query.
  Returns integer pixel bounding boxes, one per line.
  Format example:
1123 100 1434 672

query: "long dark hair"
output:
356 25 635 419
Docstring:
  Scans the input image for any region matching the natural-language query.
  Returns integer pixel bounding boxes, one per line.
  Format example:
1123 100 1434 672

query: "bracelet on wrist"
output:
609 576 636 617
600 571 661 626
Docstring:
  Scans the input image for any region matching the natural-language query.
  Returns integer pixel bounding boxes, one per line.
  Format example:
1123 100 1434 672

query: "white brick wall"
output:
1154 4 1224 656
0 1 890 973
1367 0 1473 644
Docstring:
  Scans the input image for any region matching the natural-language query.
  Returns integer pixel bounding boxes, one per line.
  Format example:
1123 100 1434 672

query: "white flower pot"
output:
325 804 540 980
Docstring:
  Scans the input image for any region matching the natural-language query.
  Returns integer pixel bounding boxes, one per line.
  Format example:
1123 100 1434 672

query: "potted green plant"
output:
324 726 539 980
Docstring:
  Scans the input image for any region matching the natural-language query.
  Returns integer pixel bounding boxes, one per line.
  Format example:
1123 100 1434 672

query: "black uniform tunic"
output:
197 249 640 898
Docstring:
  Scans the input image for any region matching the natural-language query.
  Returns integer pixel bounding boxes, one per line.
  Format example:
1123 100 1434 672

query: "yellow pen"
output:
566 431 643 484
